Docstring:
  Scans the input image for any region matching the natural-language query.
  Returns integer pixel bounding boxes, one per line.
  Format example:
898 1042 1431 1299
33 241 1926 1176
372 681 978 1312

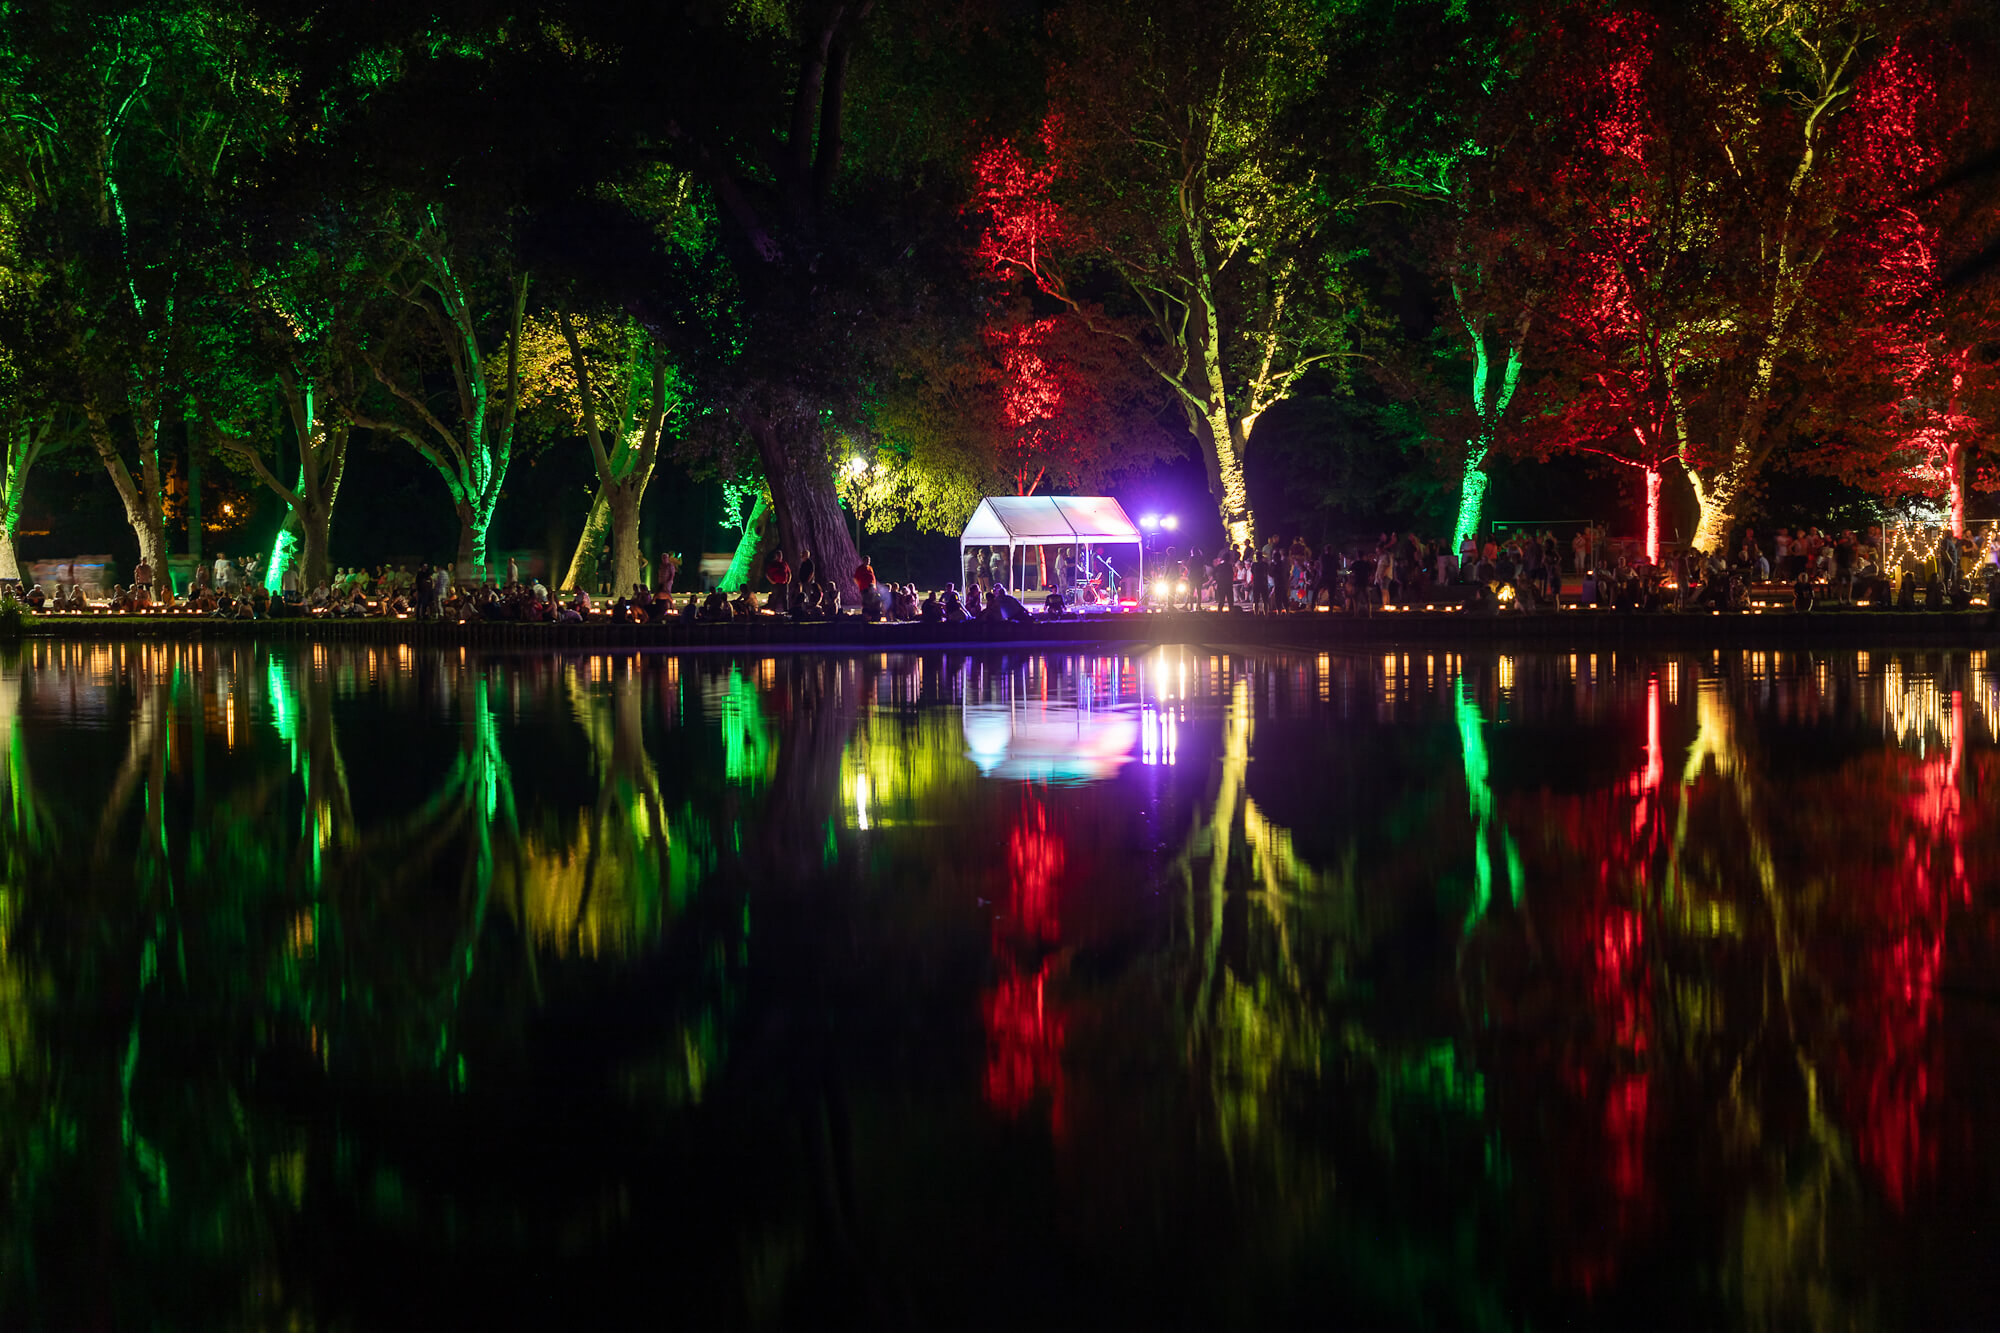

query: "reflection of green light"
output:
720 667 769 783
1455 679 1494 931
268 655 298 762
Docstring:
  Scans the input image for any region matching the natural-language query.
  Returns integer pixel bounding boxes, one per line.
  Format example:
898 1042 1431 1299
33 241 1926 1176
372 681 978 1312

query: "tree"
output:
0 3 202 583
347 207 529 571
972 0 1364 548
1517 7 1687 562
1590 1 1926 552
1352 0 1575 552
555 312 674 598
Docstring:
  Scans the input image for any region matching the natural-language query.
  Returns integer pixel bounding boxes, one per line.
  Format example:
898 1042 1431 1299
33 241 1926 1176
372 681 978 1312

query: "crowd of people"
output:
14 520 2000 626
1129 521 2000 614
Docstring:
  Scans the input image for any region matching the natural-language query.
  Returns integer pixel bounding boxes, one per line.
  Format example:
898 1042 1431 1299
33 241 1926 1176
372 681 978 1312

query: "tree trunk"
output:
606 487 643 599
1948 441 1965 538
1453 443 1490 553
1196 406 1254 548
84 406 169 595
720 492 770 592
1688 466 1745 556
752 418 861 604
562 487 613 592
1643 466 1662 566
0 449 26 585
300 502 333 592
455 503 479 571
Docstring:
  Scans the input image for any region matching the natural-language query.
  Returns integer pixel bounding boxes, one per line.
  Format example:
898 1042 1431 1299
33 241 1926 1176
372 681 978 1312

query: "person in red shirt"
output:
853 556 876 595
764 547 791 603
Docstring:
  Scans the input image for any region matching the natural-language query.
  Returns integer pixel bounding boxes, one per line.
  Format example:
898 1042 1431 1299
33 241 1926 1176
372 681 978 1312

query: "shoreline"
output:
9 607 2000 651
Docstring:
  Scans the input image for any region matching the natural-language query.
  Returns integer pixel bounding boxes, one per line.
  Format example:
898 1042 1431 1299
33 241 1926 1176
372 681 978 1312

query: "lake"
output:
2 641 1995 1330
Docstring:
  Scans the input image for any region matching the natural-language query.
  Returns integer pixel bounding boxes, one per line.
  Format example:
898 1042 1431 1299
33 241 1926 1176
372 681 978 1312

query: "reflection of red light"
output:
1007 797 1064 940
985 794 1069 1131
1606 1073 1649 1202
983 961 1066 1128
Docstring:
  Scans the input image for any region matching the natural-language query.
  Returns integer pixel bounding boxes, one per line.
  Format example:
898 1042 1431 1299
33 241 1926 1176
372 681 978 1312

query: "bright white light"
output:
1140 514 1160 530
1161 514 1178 531
1152 578 1170 599
844 455 868 477
855 771 871 830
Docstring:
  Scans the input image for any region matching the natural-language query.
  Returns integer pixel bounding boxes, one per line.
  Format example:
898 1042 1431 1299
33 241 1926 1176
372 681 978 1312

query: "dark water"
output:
2 641 1996 1330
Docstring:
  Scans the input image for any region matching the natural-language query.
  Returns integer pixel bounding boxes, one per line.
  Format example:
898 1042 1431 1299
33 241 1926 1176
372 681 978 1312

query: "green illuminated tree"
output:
345 208 529 572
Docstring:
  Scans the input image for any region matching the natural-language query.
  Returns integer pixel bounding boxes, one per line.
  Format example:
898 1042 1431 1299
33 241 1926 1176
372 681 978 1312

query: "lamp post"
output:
843 455 868 555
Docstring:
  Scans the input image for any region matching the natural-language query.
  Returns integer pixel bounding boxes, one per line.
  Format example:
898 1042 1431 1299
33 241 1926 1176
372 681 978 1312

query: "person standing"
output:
507 554 520 586
764 547 790 610
133 558 154 601
658 550 678 596
852 554 877 608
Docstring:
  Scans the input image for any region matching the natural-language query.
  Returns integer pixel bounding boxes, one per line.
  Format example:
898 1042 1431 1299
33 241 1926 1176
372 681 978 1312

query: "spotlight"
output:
1161 514 1179 531
1140 514 1160 531
1151 578 1170 599
844 455 868 477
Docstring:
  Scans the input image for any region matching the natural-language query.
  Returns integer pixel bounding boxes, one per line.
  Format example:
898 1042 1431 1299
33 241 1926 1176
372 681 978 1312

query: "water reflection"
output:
0 642 1997 1328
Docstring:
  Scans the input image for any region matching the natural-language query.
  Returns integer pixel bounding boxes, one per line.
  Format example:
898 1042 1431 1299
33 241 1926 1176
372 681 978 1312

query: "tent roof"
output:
959 496 1142 544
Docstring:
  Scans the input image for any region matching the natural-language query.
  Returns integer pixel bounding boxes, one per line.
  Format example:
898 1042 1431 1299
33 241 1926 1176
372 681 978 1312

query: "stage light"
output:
844 455 867 477
1140 514 1159 530
1161 514 1178 530
1151 578 1169 599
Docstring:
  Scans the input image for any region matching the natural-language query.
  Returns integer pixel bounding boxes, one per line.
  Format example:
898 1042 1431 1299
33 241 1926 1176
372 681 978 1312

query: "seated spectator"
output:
942 584 966 623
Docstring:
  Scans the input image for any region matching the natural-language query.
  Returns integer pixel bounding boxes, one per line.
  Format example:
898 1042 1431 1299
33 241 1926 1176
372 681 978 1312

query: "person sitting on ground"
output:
986 583 1033 623
732 587 758 619
23 583 44 610
893 583 919 621
920 589 943 623
964 584 983 618
1044 590 1066 617
700 589 731 622
1897 570 1919 610
941 583 965 622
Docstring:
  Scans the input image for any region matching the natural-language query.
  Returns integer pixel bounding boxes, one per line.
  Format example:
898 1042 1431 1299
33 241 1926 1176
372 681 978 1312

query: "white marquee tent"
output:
958 496 1143 601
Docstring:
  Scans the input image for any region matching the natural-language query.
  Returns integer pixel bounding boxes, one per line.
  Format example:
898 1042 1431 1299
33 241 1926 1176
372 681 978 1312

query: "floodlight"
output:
1161 514 1178 530
1140 514 1160 530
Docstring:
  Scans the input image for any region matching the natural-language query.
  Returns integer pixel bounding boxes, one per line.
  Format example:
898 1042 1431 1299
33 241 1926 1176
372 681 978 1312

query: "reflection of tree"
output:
1465 653 1986 1325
